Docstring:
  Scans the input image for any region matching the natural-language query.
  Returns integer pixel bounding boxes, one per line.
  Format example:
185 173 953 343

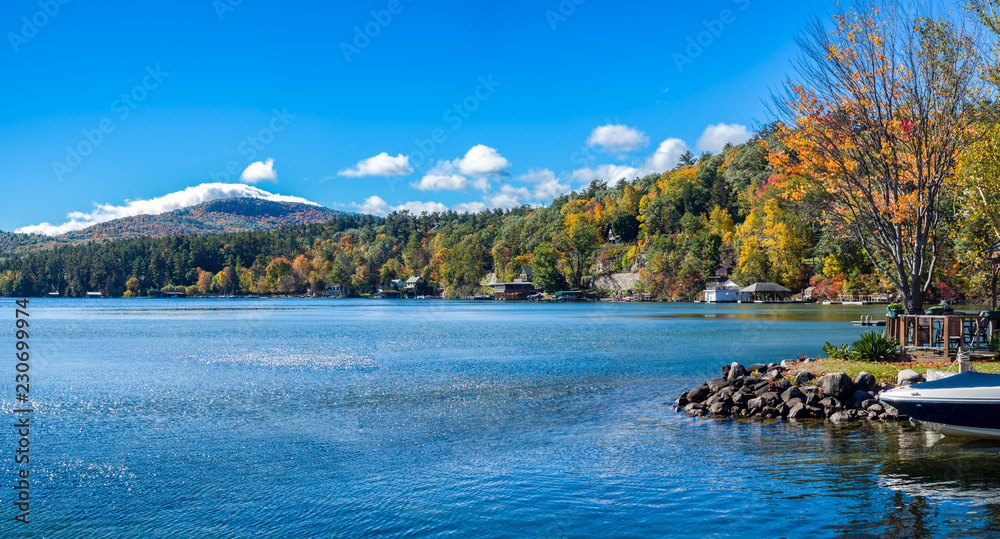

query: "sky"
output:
0 0 835 235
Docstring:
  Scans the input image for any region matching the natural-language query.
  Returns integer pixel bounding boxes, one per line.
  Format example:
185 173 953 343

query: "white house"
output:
405 276 423 290
326 284 343 296
704 279 743 303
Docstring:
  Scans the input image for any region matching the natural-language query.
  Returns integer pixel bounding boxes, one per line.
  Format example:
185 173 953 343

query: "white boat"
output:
880 371 1000 439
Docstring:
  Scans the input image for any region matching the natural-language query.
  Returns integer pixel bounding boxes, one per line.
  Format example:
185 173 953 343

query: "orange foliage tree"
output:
769 2 988 311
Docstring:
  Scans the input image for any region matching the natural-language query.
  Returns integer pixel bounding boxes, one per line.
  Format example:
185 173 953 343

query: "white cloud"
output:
338 152 413 177
696 123 752 153
570 164 642 184
413 158 495 192
16 183 319 236
487 191 526 209
414 173 469 191
353 195 392 216
586 124 649 153
485 169 572 208
240 158 278 184
456 144 510 176
646 138 690 172
454 202 488 213
396 201 450 215
351 195 449 217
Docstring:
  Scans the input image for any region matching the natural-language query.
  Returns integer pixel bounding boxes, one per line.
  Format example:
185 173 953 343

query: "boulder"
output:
829 410 858 423
785 397 804 409
732 392 753 407
818 397 840 410
747 397 765 412
727 362 748 381
818 372 855 401
867 403 885 415
761 391 781 407
794 370 816 387
780 359 798 369
859 399 879 410
721 364 731 378
687 385 711 404
787 403 806 419
709 402 731 416
854 372 877 393
684 403 705 413
707 392 733 407
675 397 689 408
763 369 784 381
805 405 825 417
708 377 731 393
777 403 790 417
850 390 875 409
898 370 925 386
781 386 805 403
747 363 767 375
805 393 823 408
774 379 792 393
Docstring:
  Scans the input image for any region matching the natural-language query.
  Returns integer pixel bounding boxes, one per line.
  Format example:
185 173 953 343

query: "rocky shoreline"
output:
673 361 925 423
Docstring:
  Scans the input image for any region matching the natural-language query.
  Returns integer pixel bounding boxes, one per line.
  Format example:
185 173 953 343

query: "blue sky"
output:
0 0 832 234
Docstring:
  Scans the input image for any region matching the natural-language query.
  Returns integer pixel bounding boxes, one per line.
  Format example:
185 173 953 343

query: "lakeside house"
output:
326 284 343 296
405 277 423 290
704 279 743 303
518 266 533 282
86 291 103 298
607 227 622 245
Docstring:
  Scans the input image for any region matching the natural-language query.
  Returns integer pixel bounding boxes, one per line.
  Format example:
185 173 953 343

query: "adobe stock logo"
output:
7 0 71 53
340 0 414 63
673 0 750 73
52 65 169 181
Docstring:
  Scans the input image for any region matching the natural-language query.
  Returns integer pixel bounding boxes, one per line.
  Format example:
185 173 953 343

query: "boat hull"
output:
880 372 1000 440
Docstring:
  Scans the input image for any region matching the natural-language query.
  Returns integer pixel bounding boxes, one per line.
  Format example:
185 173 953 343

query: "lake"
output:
3 299 1000 538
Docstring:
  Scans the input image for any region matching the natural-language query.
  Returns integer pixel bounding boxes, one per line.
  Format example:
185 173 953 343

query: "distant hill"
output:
0 231 70 257
2 198 343 255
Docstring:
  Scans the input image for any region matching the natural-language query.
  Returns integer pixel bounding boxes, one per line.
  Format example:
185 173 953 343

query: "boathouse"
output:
704 279 743 303
740 282 792 302
493 281 536 300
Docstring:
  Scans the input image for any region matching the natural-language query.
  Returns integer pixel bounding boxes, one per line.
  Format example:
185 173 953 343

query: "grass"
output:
798 358 1000 385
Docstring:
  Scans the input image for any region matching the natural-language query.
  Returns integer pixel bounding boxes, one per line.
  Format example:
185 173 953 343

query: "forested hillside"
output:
2 130 978 302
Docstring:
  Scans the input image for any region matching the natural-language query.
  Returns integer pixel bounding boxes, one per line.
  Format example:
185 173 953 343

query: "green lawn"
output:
798 358 1000 385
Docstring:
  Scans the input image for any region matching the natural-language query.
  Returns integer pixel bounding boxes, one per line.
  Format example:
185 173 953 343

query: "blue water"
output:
3 299 1000 538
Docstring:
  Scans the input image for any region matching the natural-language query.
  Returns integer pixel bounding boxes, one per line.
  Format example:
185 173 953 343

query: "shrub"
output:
886 302 903 311
850 331 899 362
823 341 854 360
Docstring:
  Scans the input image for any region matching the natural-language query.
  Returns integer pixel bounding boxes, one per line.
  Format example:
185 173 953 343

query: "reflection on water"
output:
3 299 1000 538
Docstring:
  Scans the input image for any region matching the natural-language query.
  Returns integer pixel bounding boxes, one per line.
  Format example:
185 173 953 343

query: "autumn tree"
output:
771 2 989 311
558 213 601 289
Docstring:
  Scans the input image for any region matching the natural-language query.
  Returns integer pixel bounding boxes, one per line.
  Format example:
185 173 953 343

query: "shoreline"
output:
673 360 913 424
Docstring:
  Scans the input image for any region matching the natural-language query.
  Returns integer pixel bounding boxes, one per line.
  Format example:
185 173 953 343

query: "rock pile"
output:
674 361 909 423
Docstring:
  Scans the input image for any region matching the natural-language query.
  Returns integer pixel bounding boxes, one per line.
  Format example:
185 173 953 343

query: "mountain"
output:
2 198 344 255
0 231 70 257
